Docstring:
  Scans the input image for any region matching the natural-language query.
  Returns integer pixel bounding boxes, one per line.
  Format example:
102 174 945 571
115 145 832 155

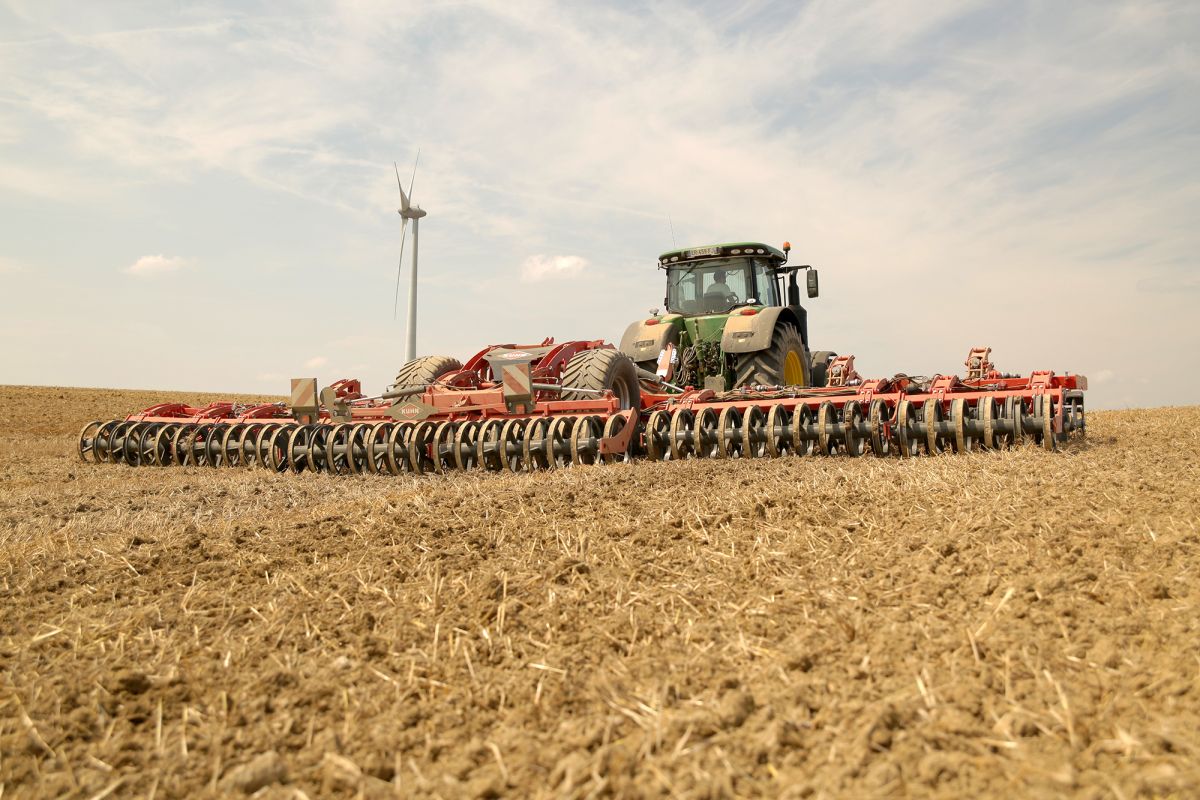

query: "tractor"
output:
619 242 834 391
81 242 1091 474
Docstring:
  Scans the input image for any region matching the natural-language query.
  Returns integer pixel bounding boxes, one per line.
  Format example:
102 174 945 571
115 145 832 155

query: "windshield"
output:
666 258 767 315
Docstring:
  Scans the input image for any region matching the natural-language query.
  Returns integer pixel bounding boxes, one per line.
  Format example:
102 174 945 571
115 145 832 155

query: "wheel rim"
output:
896 400 917 457
94 421 120 462
153 424 178 466
842 401 864 457
109 422 132 464
717 407 743 458
612 375 635 410
766 405 791 457
696 408 720 457
923 399 944 454
267 425 291 472
78 421 102 462
171 424 194 465
522 418 551 471
121 423 144 465
792 406 815 456
868 400 891 456
669 409 696 460
742 406 767 457
453 421 481 470
476 420 505 471
783 350 805 386
365 423 391 474
502 418 529 471
202 424 224 467
571 416 603 466
645 410 671 460
817 402 837 455
136 424 160 466
287 426 309 472
546 416 576 468
387 422 413 475
432 421 459 473
326 424 350 474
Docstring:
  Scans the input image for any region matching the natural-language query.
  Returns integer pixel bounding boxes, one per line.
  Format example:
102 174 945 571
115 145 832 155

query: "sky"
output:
1 0 1197 410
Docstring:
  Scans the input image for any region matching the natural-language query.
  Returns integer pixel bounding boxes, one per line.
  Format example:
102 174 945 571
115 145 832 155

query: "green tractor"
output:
619 241 835 390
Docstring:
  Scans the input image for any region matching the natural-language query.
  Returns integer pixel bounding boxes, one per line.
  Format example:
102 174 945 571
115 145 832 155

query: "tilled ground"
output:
1 386 1198 799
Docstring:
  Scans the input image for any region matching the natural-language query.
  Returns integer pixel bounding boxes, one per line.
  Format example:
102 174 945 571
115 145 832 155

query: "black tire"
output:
810 350 837 388
560 349 641 410
734 323 810 389
390 355 462 393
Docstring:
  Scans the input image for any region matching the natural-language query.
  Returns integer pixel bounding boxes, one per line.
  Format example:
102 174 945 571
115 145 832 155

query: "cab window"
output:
751 259 779 305
666 259 753 314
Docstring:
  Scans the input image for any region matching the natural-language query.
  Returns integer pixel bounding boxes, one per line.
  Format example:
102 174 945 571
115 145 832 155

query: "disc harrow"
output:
79 344 1087 476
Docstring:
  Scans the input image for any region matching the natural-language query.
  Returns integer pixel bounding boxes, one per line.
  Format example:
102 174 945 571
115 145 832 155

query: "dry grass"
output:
1 385 1198 799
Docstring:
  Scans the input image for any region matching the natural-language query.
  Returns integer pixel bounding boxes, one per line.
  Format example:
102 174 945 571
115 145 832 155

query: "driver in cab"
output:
704 270 736 310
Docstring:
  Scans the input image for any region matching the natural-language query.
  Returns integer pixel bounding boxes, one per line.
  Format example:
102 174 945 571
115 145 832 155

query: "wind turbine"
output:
393 152 426 364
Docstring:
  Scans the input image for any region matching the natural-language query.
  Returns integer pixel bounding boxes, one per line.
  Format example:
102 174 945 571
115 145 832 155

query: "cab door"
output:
750 260 780 306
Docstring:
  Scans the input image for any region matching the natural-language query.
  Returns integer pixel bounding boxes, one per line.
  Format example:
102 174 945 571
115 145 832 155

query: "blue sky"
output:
1 0 1197 409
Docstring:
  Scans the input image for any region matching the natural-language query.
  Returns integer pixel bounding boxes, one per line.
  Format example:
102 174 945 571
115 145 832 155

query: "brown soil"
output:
1 385 1198 799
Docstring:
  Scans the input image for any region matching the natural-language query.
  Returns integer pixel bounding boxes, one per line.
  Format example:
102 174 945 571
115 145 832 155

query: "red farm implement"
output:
78 342 1086 475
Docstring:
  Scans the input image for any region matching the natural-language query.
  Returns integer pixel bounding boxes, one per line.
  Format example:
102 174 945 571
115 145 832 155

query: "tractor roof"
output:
658 242 787 266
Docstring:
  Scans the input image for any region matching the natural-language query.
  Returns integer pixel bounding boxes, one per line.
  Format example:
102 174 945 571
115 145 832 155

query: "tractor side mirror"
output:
806 269 819 298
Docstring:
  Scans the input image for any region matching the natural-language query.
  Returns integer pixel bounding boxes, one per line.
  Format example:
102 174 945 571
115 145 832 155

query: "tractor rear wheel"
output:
810 351 837 388
390 355 462 393
734 323 809 389
560 349 641 410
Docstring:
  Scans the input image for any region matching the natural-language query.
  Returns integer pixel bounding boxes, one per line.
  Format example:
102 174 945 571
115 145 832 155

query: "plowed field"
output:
1 386 1198 799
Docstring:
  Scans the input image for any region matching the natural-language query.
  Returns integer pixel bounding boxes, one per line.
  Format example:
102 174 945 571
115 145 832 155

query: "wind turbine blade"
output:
393 161 410 211
407 148 420 200
393 217 409 319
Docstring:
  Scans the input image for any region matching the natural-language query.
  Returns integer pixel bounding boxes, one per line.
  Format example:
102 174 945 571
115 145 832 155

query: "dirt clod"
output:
718 689 757 728
113 671 151 696
221 750 288 794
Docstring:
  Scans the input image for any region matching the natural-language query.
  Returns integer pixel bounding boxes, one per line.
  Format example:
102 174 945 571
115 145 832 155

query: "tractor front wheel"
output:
734 323 809 389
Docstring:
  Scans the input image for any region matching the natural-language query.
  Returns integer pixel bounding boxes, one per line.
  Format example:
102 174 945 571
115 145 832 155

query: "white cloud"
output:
124 254 189 275
0 257 27 275
304 356 327 368
521 254 587 283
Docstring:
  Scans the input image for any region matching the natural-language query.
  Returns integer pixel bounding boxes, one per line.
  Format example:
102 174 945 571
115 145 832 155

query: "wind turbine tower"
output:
393 155 426 364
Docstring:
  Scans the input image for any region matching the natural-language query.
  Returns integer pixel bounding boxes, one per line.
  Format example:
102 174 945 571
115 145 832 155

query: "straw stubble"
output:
0 386 1197 798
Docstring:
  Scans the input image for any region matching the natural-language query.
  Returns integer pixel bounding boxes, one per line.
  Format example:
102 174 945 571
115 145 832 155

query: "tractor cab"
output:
661 243 785 316
658 242 816 317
